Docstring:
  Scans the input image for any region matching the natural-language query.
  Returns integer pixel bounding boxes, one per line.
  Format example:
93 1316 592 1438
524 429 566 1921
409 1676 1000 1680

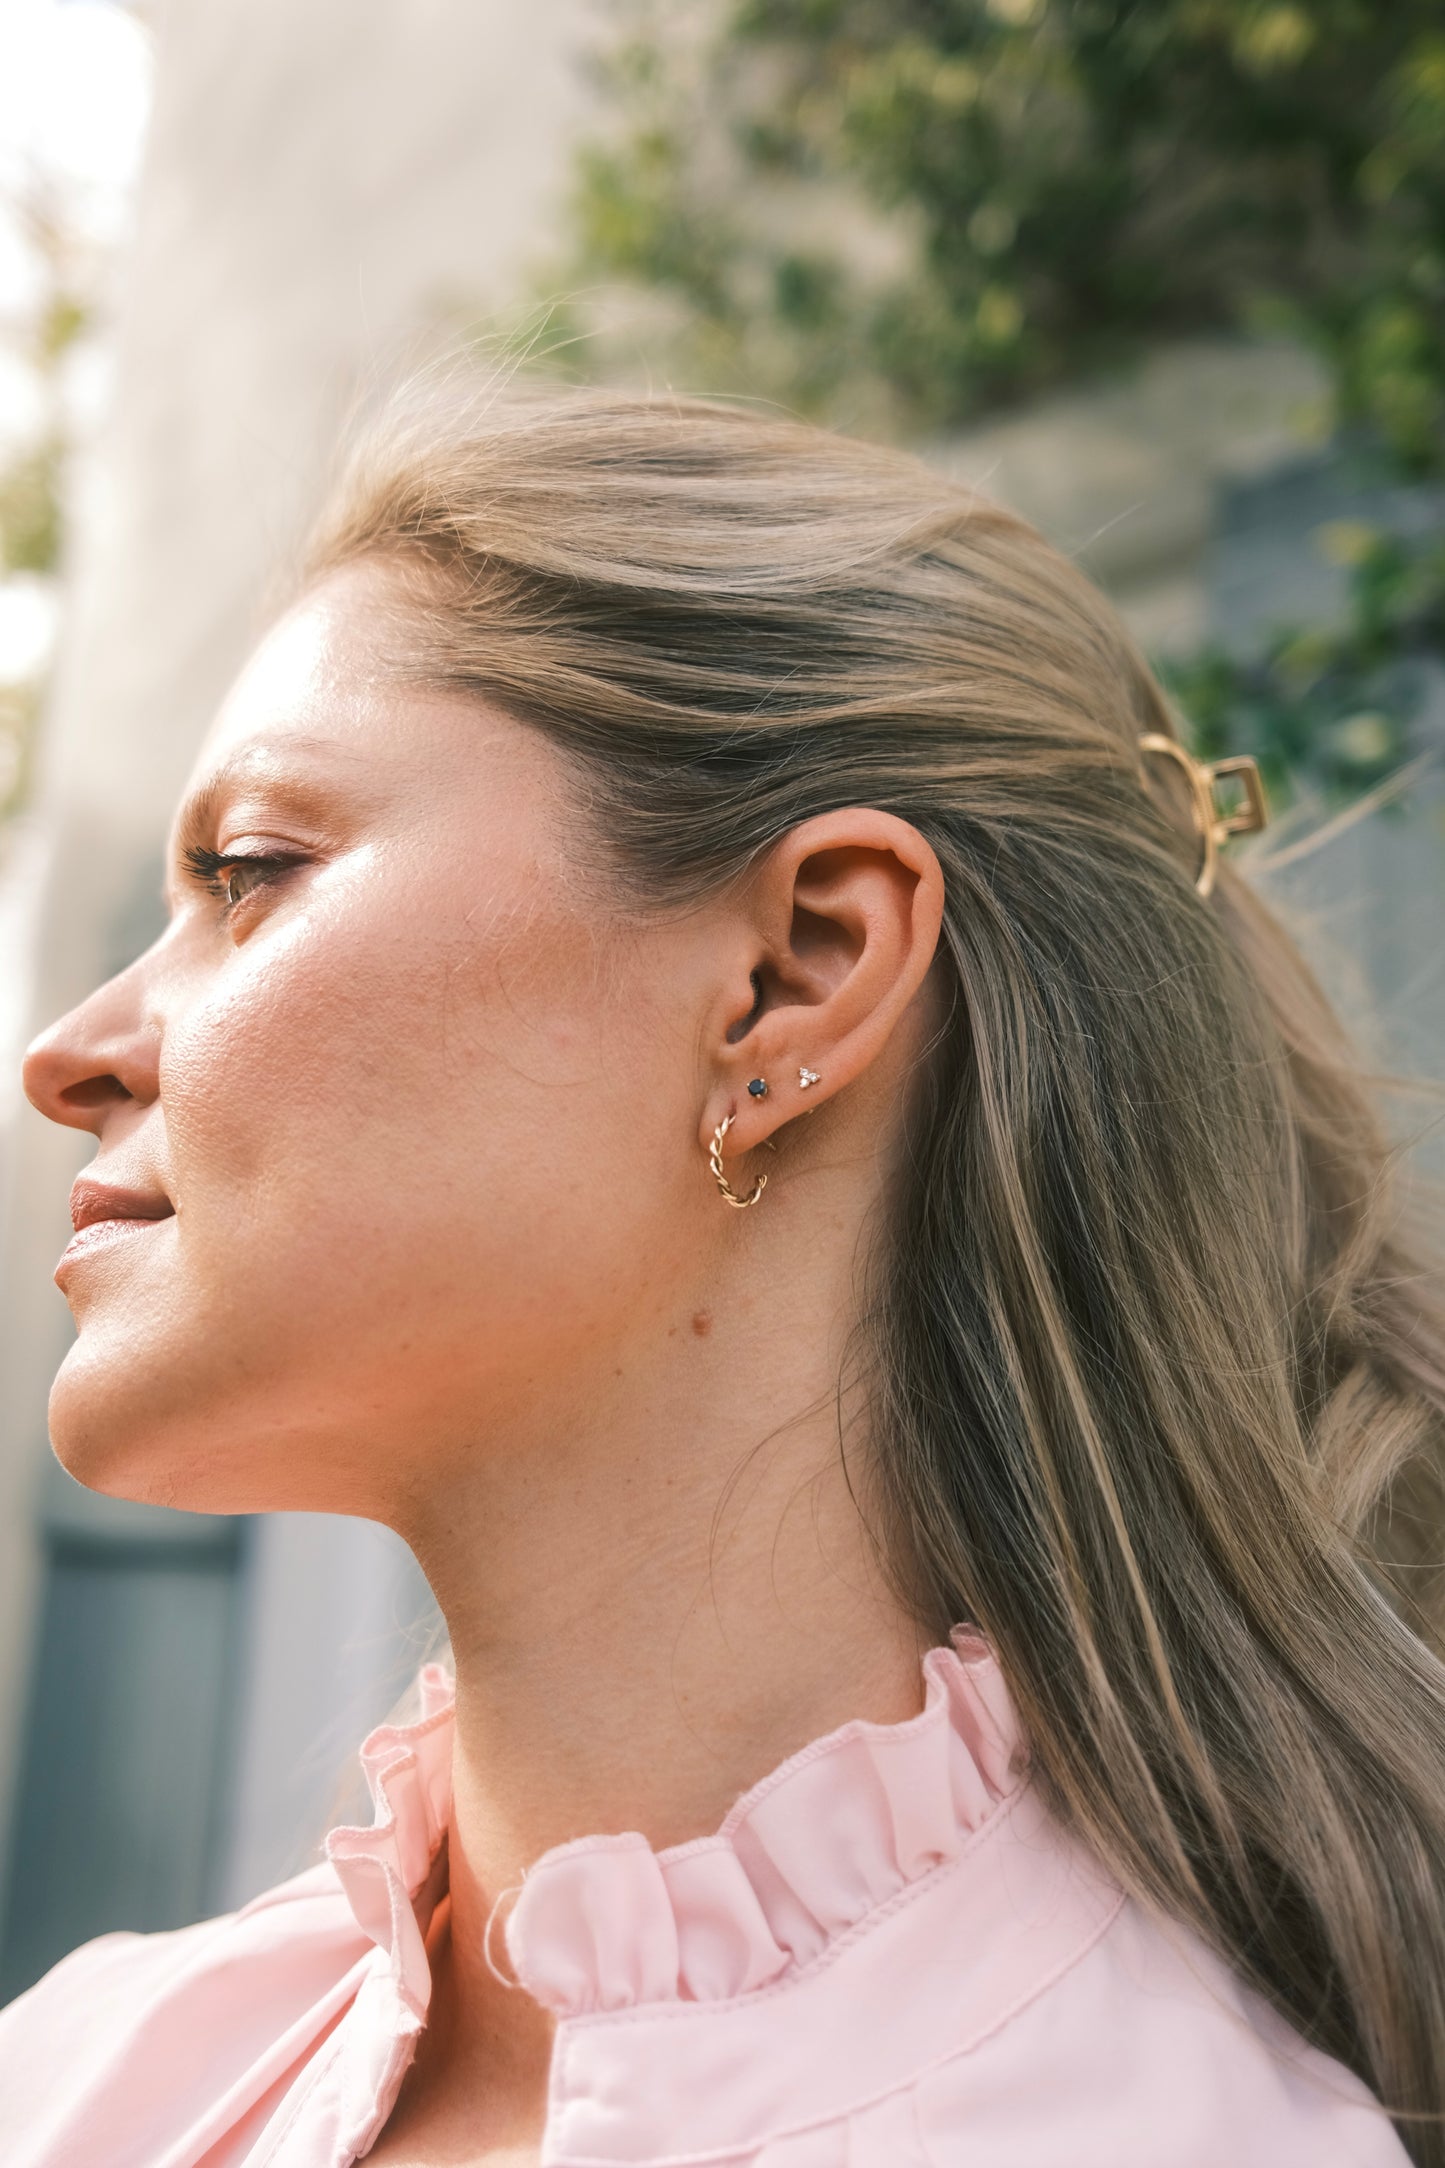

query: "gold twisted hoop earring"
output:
1138 732 1268 899
707 1112 767 1209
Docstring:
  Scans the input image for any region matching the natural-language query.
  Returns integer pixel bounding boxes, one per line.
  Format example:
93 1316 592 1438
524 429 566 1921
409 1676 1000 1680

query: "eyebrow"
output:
163 736 365 908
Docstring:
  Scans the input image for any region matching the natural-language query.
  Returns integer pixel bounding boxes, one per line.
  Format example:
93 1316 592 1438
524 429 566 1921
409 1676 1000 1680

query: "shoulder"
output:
902 1891 1410 2166
0 1862 373 2165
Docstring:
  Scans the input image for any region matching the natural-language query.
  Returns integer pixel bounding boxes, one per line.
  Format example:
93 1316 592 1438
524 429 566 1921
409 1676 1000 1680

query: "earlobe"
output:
743 1069 823 1098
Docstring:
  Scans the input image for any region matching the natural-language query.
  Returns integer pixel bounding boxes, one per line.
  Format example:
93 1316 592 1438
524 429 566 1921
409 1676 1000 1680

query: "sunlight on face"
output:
25 561 701 1517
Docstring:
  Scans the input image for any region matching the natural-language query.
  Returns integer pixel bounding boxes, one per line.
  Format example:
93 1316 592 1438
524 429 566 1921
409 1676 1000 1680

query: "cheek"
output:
126 857 690 1472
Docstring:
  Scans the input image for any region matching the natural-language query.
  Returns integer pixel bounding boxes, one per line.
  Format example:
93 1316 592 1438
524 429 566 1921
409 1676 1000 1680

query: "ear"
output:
698 808 946 1164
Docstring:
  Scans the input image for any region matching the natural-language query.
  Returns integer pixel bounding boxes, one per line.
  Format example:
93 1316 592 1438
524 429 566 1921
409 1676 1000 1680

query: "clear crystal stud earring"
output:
798 1066 821 1089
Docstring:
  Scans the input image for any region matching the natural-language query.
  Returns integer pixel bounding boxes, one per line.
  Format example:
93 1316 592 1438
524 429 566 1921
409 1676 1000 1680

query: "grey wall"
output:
0 1463 245 2000
1209 452 1445 1136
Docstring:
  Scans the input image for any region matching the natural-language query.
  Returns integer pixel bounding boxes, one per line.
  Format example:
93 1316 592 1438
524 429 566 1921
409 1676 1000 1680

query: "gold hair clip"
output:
1137 733 1269 899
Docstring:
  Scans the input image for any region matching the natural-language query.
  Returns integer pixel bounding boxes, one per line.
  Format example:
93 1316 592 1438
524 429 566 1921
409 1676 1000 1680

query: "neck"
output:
386 1164 933 2131
409 1357 930 1911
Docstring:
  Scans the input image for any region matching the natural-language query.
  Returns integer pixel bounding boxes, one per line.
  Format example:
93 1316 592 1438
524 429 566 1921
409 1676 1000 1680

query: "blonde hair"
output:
296 377 1445 2157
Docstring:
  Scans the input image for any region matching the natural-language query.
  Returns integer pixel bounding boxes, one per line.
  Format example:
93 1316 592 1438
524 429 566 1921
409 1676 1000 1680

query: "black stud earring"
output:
747 1077 769 1098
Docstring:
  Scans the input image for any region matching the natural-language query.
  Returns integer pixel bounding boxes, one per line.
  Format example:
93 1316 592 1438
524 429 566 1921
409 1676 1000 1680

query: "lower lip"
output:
55 1216 172 1287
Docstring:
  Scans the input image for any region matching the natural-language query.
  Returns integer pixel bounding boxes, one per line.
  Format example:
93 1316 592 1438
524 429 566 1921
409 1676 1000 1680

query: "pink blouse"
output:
0 1628 1408 2166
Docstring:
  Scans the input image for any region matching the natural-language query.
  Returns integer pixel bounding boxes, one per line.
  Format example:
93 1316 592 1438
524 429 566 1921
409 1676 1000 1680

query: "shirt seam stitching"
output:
554 1775 1043 2032
548 1886 1127 2166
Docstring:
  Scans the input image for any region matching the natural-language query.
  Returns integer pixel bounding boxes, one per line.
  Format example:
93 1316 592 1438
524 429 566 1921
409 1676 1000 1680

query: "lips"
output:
55 1176 175 1287
68 1176 174 1235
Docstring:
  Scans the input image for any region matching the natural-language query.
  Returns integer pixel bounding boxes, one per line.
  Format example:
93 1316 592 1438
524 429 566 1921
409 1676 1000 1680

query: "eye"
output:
221 857 273 907
181 844 301 917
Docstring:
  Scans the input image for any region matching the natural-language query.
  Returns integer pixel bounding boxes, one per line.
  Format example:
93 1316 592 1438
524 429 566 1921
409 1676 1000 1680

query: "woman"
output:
2 380 1443 2167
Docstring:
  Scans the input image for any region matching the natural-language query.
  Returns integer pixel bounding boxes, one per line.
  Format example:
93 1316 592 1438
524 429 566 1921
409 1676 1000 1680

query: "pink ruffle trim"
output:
321 1628 1026 2022
324 1662 455 2015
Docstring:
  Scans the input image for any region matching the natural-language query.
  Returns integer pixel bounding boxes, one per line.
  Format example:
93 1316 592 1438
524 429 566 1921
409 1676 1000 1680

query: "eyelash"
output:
182 844 301 915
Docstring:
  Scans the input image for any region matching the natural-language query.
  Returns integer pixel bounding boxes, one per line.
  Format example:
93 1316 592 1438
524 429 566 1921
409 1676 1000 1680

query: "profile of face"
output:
25 559 748 1522
25 556 944 1537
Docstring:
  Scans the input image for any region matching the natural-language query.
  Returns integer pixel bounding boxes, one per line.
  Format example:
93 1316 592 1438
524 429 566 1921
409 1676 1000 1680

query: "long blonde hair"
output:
295 377 1445 2157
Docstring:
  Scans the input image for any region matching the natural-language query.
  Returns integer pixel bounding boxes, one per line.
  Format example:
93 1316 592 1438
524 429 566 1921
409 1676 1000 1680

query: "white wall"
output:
0 0 597 1926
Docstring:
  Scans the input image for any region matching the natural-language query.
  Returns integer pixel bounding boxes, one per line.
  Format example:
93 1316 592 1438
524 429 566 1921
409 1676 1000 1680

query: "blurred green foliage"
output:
0 438 66 578
1163 522 1445 793
575 1 1445 467
0 200 91 820
567 3 1445 794
0 428 66 818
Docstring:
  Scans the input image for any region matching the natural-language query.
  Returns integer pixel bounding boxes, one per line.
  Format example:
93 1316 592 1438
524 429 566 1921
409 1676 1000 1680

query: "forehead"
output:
197 563 405 775
169 560 555 862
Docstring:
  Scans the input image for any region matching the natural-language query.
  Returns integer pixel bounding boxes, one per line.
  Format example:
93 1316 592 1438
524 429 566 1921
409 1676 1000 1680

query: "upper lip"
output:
69 1176 175 1234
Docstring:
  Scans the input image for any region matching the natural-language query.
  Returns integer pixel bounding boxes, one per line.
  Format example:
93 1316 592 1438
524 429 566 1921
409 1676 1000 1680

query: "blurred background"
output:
0 0 1441 2002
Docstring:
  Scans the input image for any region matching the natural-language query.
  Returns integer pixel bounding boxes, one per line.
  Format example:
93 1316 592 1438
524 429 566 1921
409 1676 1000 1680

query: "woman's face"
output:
24 559 717 1520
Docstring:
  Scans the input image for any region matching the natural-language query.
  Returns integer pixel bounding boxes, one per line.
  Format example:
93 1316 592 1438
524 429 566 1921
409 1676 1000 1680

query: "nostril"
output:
58 1075 133 1113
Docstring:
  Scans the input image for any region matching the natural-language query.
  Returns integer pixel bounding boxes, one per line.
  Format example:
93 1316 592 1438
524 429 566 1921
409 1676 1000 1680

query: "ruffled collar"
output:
324 1625 1026 2024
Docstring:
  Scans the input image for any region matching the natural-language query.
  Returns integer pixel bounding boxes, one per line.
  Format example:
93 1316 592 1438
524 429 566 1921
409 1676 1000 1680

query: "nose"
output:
23 961 162 1138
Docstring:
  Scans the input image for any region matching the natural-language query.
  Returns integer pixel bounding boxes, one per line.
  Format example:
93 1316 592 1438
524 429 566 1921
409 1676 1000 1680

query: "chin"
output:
49 1393 198 1511
47 1327 386 1519
48 1340 245 1515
